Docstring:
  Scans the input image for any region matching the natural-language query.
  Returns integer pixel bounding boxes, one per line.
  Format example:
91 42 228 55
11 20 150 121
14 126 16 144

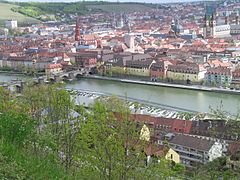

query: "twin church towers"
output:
203 5 240 38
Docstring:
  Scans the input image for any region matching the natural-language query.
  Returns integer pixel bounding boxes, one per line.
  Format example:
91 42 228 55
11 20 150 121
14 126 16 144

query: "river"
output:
0 73 28 82
66 78 240 114
1 74 240 114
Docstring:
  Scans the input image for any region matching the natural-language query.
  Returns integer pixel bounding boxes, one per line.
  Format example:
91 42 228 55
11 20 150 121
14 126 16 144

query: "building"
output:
0 28 8 36
124 33 135 53
167 63 206 84
205 67 232 86
140 124 151 142
226 142 240 171
75 17 81 41
203 8 240 38
125 60 155 77
77 58 97 69
150 60 173 80
167 134 223 168
145 145 180 165
231 68 240 89
5 20 18 29
45 63 63 75
169 19 183 37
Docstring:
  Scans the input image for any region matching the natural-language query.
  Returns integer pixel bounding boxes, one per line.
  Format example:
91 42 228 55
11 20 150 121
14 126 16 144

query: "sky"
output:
8 0 210 3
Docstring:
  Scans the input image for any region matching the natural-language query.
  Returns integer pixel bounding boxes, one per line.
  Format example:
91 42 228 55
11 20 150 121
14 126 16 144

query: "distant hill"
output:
86 3 153 13
0 2 40 26
0 1 155 26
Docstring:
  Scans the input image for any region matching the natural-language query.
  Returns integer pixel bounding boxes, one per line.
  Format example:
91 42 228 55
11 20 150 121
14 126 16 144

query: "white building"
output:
124 33 135 53
167 134 223 168
204 13 240 38
5 20 18 29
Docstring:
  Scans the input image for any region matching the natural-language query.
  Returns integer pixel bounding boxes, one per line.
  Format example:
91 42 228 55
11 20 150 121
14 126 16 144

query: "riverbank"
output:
0 70 27 76
0 70 45 77
83 75 240 95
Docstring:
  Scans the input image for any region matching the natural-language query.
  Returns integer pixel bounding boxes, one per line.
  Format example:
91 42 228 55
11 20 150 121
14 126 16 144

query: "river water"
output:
1 74 240 114
66 78 240 114
0 73 28 82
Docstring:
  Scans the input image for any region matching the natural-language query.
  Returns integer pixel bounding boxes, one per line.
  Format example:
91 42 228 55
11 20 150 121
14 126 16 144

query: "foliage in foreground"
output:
0 84 186 179
0 84 239 179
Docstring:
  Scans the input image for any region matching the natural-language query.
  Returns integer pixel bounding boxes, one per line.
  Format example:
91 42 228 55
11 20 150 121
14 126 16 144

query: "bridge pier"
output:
68 72 75 80
16 81 25 93
54 75 61 82
38 77 44 84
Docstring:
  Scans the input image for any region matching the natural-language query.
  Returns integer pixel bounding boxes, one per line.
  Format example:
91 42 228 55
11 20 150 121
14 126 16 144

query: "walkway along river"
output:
0 73 240 114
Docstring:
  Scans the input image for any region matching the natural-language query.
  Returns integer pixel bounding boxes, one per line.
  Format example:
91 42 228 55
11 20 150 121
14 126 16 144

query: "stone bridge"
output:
49 69 87 82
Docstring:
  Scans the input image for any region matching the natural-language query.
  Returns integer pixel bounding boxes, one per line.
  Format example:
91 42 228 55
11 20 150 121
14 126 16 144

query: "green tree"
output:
0 111 35 146
76 98 182 179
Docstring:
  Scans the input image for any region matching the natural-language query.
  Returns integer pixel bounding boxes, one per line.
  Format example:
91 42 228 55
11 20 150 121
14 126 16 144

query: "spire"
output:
236 12 239 25
225 15 229 25
127 17 131 33
75 17 80 41
113 13 116 28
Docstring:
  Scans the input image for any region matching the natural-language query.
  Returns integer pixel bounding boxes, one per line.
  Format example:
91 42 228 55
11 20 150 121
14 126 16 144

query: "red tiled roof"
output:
47 63 62 69
207 67 232 76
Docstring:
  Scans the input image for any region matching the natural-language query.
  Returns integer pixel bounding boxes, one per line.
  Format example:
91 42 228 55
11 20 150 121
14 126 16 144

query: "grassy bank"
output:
0 2 40 26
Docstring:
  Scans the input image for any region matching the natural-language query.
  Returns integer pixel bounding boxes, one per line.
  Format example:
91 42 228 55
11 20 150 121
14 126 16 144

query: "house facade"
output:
145 145 180 165
150 60 172 80
125 60 155 77
205 67 232 86
167 134 223 168
167 63 206 83
45 63 63 75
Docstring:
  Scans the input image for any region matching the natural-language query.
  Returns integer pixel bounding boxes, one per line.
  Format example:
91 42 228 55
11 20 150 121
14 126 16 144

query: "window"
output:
171 154 173 159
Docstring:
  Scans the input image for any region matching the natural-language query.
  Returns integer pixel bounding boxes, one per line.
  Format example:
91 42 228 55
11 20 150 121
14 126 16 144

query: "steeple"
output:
225 15 229 25
236 12 239 25
127 17 131 33
75 17 80 41
210 12 216 27
113 13 116 28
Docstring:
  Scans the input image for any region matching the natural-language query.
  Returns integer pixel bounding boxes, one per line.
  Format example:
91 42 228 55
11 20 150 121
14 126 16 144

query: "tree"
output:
194 157 239 180
75 97 182 179
0 87 22 113
0 111 35 146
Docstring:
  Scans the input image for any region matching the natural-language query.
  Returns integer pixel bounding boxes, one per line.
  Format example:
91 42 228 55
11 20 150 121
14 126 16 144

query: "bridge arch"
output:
61 75 69 81
75 73 83 79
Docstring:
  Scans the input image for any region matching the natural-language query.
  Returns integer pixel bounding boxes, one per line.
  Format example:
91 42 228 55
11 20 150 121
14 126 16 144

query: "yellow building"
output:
125 60 155 77
165 148 180 164
140 124 151 142
145 145 180 164
167 63 206 83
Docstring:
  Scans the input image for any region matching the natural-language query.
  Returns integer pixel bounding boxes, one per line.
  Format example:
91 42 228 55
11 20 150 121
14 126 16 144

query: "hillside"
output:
87 3 152 13
0 3 40 26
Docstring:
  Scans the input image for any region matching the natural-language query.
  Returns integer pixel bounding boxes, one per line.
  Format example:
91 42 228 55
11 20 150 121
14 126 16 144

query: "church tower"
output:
210 13 216 38
236 12 239 25
204 14 210 38
225 15 229 25
75 17 80 42
204 13 216 39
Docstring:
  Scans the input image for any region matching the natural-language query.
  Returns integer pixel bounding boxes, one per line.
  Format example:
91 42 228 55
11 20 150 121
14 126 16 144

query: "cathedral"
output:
203 11 240 39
